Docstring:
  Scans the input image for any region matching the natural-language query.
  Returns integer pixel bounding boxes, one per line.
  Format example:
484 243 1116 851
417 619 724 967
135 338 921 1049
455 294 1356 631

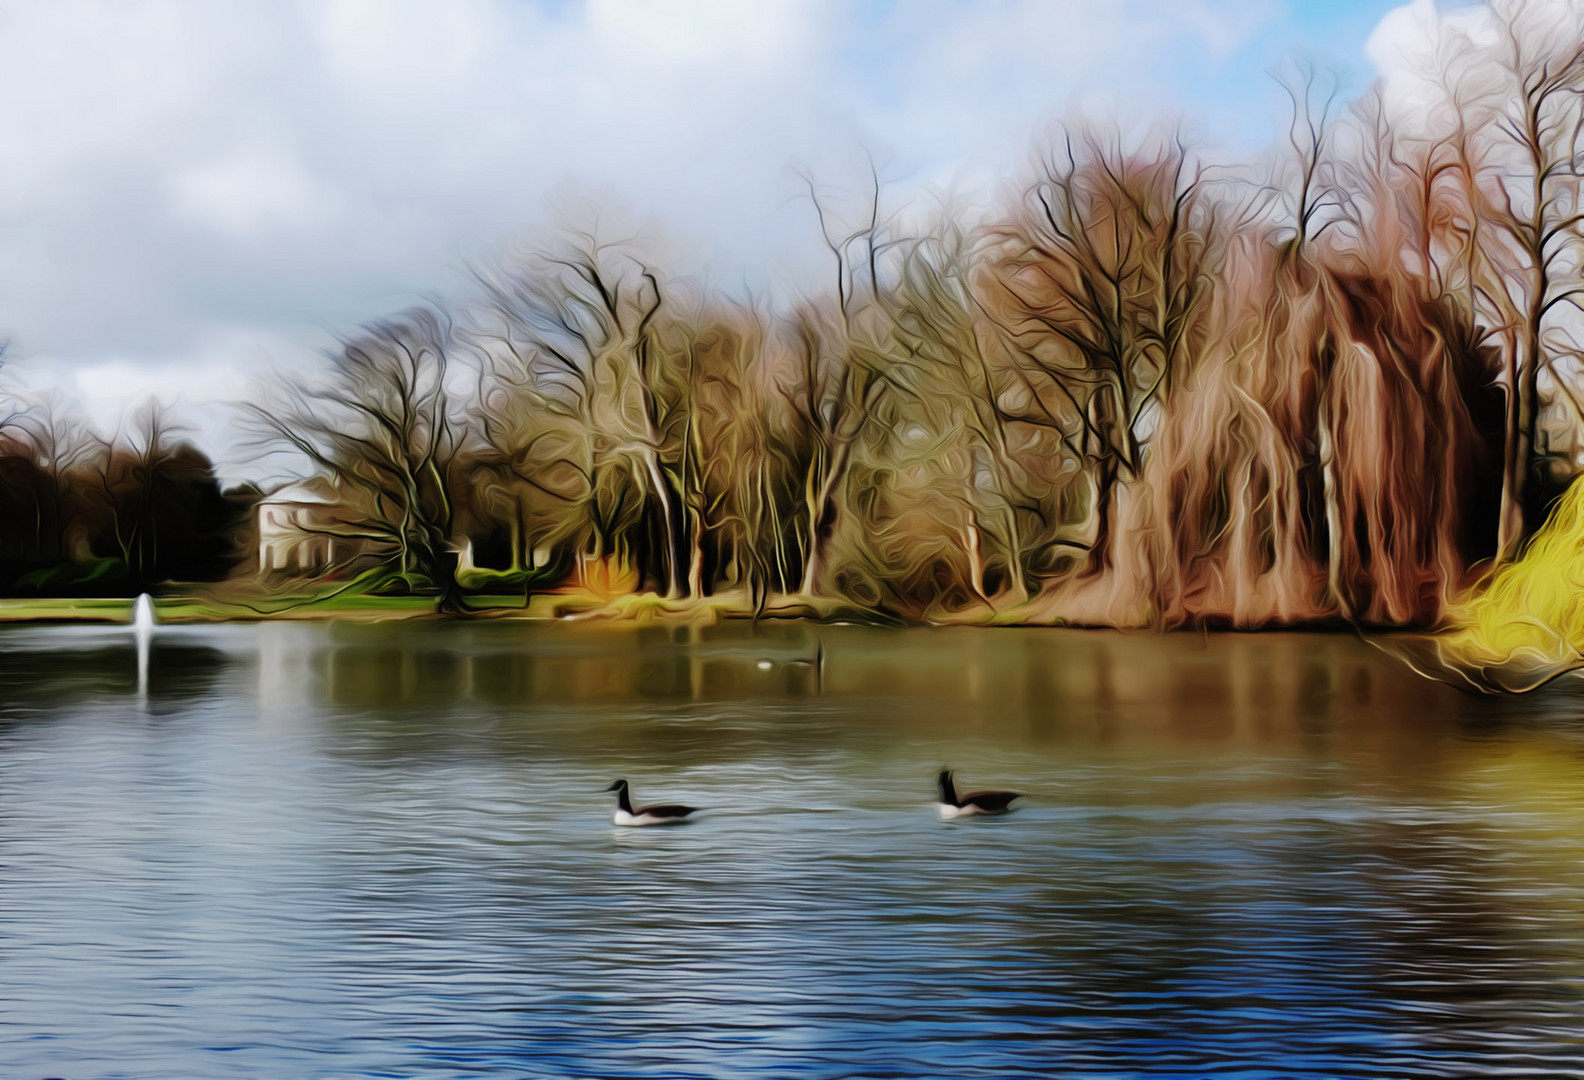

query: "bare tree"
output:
27 392 92 559
986 129 1220 576
785 170 902 598
1479 3 1584 559
645 298 772 600
467 236 685 597
245 308 465 611
1274 60 1348 263
888 221 1047 603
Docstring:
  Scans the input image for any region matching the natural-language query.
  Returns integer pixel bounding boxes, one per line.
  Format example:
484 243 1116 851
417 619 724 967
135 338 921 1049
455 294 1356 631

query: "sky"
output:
0 0 1466 481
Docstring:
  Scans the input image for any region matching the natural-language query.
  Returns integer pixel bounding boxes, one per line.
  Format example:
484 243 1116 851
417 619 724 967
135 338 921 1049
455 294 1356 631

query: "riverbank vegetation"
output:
1398 477 1584 693
2 2 1583 668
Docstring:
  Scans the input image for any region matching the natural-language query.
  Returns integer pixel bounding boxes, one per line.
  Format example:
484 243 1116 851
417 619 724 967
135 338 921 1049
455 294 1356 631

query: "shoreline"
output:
0 591 1385 633
3 594 1570 694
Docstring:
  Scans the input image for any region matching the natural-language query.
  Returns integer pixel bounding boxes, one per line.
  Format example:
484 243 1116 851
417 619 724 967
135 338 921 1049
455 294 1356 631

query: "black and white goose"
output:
936 769 1020 819
604 779 698 827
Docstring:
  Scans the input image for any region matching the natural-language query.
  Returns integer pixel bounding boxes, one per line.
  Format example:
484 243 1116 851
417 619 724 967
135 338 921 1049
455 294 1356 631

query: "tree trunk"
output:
1002 505 1028 604
764 463 791 594
641 450 680 599
418 533 464 615
507 505 522 574
964 514 990 605
1086 457 1119 577
1317 383 1352 619
437 559 465 615
578 528 604 591
687 507 705 599
1496 331 1530 563
799 441 850 597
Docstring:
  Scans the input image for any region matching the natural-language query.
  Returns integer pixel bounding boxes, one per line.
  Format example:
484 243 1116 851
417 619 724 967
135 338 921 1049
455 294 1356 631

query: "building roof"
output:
258 476 340 506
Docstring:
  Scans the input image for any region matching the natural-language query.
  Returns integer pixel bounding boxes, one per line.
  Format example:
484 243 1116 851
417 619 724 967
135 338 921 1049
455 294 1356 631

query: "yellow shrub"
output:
1436 478 1584 692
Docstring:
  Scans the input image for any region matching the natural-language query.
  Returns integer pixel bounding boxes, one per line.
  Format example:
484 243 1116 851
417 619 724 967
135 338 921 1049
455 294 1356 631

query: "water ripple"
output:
1 623 1583 1078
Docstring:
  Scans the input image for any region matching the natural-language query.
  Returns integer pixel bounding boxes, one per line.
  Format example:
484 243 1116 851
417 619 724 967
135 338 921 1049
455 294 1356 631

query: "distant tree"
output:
467 237 681 596
788 169 901 598
26 392 92 561
74 401 237 589
246 309 466 611
888 222 1041 603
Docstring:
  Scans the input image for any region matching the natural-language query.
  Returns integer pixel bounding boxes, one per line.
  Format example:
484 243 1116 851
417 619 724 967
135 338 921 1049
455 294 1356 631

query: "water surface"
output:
2 621 1583 1078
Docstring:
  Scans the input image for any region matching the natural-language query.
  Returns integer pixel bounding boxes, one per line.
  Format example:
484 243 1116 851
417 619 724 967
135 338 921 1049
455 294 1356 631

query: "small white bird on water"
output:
603 779 698 827
755 641 825 687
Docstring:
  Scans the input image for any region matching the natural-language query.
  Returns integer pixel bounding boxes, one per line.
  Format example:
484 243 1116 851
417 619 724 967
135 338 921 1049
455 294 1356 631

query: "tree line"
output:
0 393 245 595
2 0 1580 626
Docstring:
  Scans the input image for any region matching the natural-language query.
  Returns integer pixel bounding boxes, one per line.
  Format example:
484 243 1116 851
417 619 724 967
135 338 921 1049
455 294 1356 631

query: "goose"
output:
937 769 1020 819
604 779 698 827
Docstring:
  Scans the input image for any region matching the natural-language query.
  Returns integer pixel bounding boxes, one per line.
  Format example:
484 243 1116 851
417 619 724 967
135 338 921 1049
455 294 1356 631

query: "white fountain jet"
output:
132 593 156 700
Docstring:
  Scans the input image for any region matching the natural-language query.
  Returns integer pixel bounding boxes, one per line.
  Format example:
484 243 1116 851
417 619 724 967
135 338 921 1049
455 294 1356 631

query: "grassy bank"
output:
0 586 990 627
0 592 534 624
0 598 142 622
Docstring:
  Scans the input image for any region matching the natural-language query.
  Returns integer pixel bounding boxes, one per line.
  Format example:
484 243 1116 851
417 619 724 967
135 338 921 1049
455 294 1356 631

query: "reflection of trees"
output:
317 629 829 713
997 803 1567 1069
303 623 1496 768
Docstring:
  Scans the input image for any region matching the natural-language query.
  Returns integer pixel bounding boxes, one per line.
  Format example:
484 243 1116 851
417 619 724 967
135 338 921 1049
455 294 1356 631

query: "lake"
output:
1 620 1582 1079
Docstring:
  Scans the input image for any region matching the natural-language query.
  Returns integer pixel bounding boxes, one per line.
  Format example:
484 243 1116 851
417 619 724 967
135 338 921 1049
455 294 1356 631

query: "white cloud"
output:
1363 0 1492 124
70 358 250 432
586 0 816 67
171 140 338 240
27 324 307 481
1363 0 1584 140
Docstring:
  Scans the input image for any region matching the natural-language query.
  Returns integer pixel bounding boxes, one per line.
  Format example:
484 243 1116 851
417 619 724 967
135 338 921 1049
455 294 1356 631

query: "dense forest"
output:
2 1 1581 628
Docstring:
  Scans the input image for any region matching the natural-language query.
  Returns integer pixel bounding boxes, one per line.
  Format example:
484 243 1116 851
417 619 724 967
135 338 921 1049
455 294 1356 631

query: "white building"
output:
255 478 364 576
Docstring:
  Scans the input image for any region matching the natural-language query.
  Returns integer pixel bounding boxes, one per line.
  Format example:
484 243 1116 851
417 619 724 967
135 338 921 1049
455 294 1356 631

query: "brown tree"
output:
985 130 1220 577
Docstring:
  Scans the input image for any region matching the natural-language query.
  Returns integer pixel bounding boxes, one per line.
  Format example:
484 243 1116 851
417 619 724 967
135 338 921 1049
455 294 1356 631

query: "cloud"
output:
170 140 338 240
1361 0 1584 142
586 0 817 66
0 0 1387 478
1363 0 1493 123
